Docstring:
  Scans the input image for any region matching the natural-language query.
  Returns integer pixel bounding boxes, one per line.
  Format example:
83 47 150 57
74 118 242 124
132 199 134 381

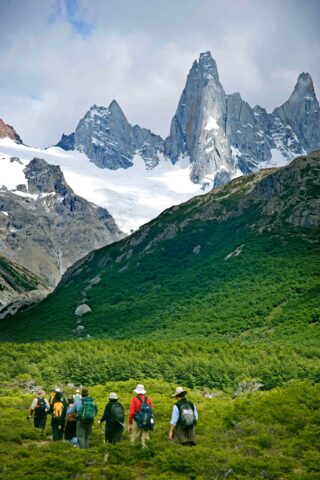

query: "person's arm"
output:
128 398 137 432
100 404 108 424
29 398 37 417
67 399 81 414
168 405 179 440
193 404 198 422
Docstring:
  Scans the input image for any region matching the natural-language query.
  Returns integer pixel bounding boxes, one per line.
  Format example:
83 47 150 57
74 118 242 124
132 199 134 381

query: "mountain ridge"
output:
2 150 319 342
55 51 320 187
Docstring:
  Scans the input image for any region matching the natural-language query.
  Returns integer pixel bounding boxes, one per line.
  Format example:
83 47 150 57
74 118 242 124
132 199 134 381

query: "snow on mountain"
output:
0 138 206 233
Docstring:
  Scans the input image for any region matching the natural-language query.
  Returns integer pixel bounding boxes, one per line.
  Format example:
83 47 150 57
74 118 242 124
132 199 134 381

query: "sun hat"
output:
37 389 45 397
171 387 187 398
134 384 146 394
108 392 118 400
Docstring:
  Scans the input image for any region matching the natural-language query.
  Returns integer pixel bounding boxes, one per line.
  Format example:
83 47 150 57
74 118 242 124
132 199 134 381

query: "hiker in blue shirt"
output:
169 387 198 446
67 387 97 449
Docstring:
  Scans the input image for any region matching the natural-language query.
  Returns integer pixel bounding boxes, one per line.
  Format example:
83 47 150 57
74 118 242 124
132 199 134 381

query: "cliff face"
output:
0 156 123 290
0 119 23 144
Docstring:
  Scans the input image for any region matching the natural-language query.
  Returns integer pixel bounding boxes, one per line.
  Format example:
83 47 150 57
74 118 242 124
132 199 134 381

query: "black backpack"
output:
177 399 196 430
34 398 47 417
134 396 154 431
110 402 125 425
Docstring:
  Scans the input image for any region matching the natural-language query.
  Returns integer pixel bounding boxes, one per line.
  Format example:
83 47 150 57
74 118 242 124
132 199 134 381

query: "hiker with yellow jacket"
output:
48 390 67 441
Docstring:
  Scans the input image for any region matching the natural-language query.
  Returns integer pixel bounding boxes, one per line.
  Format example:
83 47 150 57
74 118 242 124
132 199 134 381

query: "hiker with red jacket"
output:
29 389 49 433
128 384 154 447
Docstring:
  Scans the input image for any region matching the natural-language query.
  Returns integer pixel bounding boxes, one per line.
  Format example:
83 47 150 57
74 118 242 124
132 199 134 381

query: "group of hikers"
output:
29 384 198 449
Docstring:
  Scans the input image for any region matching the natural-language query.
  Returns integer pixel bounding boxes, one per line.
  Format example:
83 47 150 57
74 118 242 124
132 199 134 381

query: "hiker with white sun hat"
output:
168 387 198 445
128 384 154 447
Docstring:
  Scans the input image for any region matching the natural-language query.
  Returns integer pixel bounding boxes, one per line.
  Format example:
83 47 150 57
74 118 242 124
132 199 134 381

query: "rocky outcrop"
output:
165 52 237 186
0 119 23 144
0 254 49 319
0 157 123 288
165 53 320 185
55 52 320 189
57 100 165 170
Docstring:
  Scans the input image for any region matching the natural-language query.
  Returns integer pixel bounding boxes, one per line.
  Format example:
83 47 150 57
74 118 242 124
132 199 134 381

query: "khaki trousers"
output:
130 420 150 447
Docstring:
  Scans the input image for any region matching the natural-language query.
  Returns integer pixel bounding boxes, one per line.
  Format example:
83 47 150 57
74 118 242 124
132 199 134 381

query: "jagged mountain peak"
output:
289 72 317 102
23 157 71 196
0 119 23 144
198 51 220 82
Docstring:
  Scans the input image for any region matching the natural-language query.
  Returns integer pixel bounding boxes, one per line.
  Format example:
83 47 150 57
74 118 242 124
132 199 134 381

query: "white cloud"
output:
0 0 319 147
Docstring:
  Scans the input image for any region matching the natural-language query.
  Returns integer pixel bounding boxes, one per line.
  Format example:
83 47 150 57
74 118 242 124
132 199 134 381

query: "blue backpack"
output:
134 396 154 431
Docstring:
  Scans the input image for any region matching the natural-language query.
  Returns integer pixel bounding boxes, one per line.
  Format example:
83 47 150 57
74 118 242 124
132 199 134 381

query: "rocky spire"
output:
0 119 23 144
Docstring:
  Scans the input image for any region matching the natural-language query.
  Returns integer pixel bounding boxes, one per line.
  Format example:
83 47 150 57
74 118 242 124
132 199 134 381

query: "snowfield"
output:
0 139 207 233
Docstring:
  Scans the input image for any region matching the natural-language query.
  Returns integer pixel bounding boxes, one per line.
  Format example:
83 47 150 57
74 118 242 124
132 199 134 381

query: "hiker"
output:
67 387 98 449
29 389 49 433
73 388 82 403
99 392 125 444
49 387 65 407
48 391 67 441
64 397 78 446
128 384 154 447
168 387 198 446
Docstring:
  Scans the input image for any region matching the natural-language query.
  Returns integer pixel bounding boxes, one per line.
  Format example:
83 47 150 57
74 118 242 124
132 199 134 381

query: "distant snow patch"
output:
205 116 220 131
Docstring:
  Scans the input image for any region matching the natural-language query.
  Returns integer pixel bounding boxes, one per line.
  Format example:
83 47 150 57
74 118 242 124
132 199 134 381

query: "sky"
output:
0 0 319 148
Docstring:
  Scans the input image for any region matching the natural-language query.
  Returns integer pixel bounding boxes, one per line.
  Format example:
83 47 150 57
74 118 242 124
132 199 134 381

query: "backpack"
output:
110 402 125 425
66 411 77 423
77 397 97 424
177 399 196 430
134 396 154 431
53 401 64 419
35 398 47 417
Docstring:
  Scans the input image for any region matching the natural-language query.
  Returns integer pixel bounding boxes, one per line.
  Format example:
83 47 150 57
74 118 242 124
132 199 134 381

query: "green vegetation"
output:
1 155 319 344
0 154 319 477
1 377 320 479
0 255 43 292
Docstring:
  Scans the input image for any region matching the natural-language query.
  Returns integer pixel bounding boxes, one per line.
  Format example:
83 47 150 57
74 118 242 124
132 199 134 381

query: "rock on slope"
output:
0 155 123 289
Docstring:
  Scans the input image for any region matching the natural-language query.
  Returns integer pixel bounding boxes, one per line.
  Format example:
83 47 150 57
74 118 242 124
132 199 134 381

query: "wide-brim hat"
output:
171 387 187 397
108 392 119 400
37 389 45 397
134 384 146 394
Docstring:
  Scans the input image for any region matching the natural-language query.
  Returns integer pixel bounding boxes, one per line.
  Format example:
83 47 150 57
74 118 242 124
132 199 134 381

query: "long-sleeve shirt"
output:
100 400 124 430
66 398 82 414
30 397 50 411
67 396 98 417
128 395 153 425
170 401 198 426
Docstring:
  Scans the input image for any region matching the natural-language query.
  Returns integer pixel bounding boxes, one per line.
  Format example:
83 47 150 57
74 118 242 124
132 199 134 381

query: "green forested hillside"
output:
0 152 319 343
1 153 320 479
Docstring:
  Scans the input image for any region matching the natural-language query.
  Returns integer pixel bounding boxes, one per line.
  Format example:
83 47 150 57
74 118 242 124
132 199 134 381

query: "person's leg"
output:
76 421 86 449
52 419 60 441
84 423 92 449
130 420 141 444
111 429 123 444
141 429 150 447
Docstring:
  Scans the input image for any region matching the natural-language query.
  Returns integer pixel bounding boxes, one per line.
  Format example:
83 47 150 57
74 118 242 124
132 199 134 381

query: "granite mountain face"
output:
0 155 123 314
57 52 320 187
58 100 165 170
3 150 319 342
